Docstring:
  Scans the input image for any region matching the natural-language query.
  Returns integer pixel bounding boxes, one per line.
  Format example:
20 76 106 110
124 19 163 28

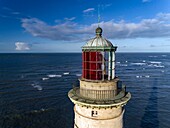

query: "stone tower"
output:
68 27 131 128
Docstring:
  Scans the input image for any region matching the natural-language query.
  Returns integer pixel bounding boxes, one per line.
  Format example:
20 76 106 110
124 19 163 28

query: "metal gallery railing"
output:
80 89 116 100
72 85 126 101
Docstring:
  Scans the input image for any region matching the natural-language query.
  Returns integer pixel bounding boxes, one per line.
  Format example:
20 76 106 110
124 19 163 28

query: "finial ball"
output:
96 27 102 35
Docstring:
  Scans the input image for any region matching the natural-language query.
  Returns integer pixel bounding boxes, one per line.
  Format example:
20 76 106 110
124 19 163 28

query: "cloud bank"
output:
21 13 170 41
15 42 31 50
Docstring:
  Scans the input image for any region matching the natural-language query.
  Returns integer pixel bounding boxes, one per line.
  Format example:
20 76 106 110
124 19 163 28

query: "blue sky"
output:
0 0 170 53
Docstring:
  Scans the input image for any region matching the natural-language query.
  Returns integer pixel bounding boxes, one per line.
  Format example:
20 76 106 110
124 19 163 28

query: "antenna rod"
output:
98 5 100 27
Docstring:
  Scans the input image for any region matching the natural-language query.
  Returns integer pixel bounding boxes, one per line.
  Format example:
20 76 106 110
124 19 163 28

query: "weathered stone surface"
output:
74 104 124 128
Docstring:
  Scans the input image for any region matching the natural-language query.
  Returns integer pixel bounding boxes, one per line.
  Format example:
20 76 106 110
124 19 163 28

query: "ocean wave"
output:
63 72 70 75
148 64 164 68
116 62 120 64
47 74 62 78
132 62 146 65
119 64 128 67
136 76 142 78
136 75 150 78
150 61 162 64
149 56 158 58
31 84 43 91
162 55 167 57
32 108 47 113
41 108 45 111
42 77 49 81
145 75 150 78
154 65 164 68
76 74 81 76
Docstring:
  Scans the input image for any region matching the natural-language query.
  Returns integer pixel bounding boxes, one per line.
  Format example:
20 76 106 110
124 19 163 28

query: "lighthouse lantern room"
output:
68 27 131 128
82 27 117 81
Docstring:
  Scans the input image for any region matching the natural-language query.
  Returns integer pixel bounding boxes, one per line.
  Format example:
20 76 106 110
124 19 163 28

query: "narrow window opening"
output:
91 110 98 117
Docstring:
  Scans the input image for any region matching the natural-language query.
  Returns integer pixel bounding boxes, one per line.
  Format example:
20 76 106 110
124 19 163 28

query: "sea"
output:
0 53 169 128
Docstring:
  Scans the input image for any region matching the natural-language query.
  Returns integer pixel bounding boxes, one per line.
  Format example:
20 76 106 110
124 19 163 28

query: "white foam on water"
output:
136 75 150 78
154 65 164 68
161 70 165 72
162 55 167 57
42 77 49 81
149 56 157 58
63 72 70 75
47 75 57 77
76 74 82 77
32 108 46 113
47 74 62 78
125 61 128 63
148 63 164 68
131 63 146 66
31 84 43 91
34 85 43 91
55 75 62 77
117 62 120 64
120 64 128 67
41 108 45 111
136 76 142 78
142 60 146 62
145 75 150 78
33 110 38 113
150 61 162 64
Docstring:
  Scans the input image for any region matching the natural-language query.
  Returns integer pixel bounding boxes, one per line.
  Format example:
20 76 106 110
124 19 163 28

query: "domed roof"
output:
83 37 113 47
82 27 117 51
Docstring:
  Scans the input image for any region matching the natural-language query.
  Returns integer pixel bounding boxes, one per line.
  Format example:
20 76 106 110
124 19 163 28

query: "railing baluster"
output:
79 87 124 100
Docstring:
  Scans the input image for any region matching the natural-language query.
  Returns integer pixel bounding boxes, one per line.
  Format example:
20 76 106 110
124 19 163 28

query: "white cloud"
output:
150 44 170 48
64 17 76 21
15 42 31 50
100 3 112 9
157 13 170 20
21 18 84 41
21 13 170 41
142 0 151 3
11 12 20 15
83 8 95 13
